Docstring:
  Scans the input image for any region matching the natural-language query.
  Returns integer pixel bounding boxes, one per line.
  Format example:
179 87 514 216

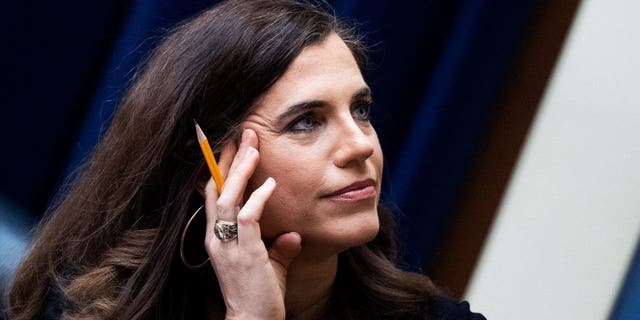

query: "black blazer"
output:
44 286 486 319
425 295 487 320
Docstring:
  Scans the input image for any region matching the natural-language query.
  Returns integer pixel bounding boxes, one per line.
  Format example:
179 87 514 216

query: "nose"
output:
332 118 375 168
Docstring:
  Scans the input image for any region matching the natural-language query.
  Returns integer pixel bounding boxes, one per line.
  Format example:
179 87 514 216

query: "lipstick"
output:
324 179 376 201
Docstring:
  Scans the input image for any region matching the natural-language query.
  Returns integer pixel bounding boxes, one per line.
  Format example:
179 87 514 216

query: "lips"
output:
324 179 377 201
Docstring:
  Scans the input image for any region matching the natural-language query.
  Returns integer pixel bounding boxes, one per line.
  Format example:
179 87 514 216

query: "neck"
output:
285 248 338 320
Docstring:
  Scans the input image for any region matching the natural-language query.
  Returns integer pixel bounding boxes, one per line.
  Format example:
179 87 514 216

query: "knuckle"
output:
206 241 234 261
204 184 216 197
215 198 233 210
217 203 238 217
236 211 254 226
244 243 266 258
221 252 244 268
204 235 217 255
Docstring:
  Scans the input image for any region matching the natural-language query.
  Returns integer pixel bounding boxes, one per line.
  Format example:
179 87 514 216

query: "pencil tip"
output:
194 121 206 142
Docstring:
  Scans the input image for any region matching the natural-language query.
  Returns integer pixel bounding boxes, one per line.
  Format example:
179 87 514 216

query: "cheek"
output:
251 147 318 189
253 171 317 239
259 185 309 238
247 146 324 236
371 135 384 175
252 136 327 190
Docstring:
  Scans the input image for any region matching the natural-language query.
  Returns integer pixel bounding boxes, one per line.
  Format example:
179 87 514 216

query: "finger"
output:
204 177 237 249
216 136 260 209
203 177 220 231
218 141 237 178
269 232 302 295
236 177 276 246
214 203 239 223
268 232 302 275
223 129 258 190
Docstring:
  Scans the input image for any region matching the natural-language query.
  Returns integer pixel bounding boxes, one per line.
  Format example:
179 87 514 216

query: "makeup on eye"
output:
275 86 372 122
279 98 374 134
285 111 323 133
275 101 327 129
351 100 372 121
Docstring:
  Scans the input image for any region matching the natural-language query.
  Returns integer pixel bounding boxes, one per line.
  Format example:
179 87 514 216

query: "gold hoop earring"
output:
180 205 210 269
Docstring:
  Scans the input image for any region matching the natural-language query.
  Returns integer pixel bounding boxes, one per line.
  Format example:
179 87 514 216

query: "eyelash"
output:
285 101 373 134
352 101 372 121
286 112 320 133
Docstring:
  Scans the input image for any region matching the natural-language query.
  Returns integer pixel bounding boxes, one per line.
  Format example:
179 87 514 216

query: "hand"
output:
203 128 302 320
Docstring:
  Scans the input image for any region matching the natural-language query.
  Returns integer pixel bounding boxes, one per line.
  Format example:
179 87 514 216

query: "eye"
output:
352 102 372 121
286 112 320 133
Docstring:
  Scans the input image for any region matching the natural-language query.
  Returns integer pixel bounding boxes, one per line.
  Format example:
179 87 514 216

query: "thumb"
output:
267 232 302 295
268 232 302 270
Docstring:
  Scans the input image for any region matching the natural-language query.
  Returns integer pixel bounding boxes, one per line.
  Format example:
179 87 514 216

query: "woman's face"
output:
243 33 383 254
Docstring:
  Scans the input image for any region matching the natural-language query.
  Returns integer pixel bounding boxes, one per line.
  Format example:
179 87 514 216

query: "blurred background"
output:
1 0 638 319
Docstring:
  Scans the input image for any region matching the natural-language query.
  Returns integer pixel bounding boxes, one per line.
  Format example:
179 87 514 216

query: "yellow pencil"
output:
194 122 225 194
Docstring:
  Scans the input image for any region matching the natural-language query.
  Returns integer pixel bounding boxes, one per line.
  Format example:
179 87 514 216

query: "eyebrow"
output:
274 86 372 126
351 87 372 104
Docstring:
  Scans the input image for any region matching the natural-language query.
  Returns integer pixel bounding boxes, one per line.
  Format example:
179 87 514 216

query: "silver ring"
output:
214 219 238 242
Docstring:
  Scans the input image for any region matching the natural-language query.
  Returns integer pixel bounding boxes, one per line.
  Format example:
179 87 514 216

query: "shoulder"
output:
422 295 487 320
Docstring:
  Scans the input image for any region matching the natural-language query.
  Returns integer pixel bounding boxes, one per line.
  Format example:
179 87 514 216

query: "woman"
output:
8 0 485 319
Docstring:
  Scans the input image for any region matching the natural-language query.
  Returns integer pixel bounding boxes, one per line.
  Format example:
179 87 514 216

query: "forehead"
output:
253 33 366 115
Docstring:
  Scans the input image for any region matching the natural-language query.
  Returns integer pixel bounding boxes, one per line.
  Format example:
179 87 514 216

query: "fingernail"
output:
247 146 257 155
266 177 275 185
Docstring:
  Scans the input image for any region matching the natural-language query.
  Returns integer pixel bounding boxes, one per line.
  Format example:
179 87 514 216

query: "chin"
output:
327 209 381 253
262 203 381 255
355 213 381 244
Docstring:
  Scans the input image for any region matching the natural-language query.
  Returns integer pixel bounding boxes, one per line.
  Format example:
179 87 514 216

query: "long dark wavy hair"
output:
8 0 439 319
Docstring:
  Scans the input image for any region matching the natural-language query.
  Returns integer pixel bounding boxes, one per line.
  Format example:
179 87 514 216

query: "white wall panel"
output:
464 1 640 319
